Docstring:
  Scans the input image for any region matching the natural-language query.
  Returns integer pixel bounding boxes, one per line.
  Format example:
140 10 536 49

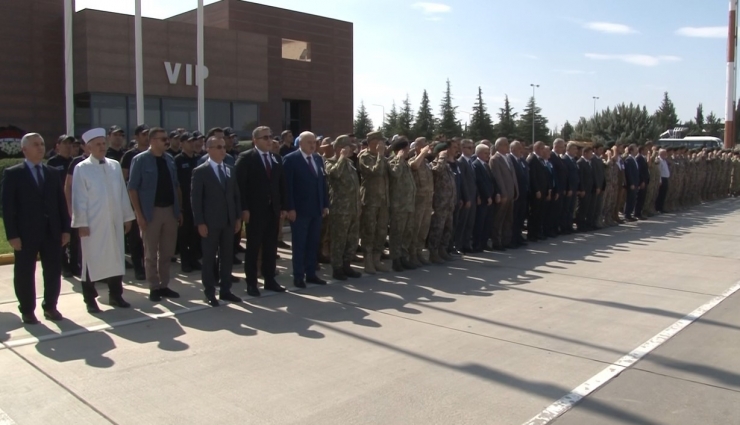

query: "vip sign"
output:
164 62 209 86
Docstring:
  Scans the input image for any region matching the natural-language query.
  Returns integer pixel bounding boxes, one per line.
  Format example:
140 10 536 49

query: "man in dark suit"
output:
549 139 569 236
634 144 651 219
2 133 70 324
527 142 550 241
589 144 607 228
472 144 498 252
576 146 595 231
561 142 580 234
509 141 529 248
191 136 243 307
235 126 288 297
455 139 477 253
283 131 330 288
623 144 640 221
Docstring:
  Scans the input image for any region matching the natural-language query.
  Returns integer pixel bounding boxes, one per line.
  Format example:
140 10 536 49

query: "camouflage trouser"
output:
320 216 331 258
613 187 626 220
389 210 414 260
360 205 389 256
330 212 359 269
427 205 454 252
410 195 433 255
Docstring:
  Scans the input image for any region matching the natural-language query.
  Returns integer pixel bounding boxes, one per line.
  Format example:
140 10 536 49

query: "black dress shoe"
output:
86 301 102 313
232 256 243 265
231 275 240 283
149 290 162 302
62 269 74 278
159 288 180 298
306 276 327 285
135 272 147 281
109 297 131 308
294 280 307 289
21 313 39 325
181 264 193 273
246 285 261 297
205 296 220 307
264 280 287 292
277 241 291 249
191 261 202 270
220 292 242 303
43 309 64 321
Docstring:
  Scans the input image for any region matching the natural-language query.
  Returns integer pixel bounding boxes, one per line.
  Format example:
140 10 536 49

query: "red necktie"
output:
263 153 272 178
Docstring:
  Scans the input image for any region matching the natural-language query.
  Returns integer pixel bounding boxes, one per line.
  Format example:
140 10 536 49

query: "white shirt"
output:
658 158 670 178
207 158 227 183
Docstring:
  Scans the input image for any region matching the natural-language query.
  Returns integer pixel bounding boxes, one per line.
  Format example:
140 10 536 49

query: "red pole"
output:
724 0 738 148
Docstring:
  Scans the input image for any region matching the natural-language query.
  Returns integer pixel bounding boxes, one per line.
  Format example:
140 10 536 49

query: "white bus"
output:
657 136 722 149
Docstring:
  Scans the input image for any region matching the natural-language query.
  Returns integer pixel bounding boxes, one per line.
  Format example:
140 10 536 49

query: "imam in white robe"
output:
71 157 136 282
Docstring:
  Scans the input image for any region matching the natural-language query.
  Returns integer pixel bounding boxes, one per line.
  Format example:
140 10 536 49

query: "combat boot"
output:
373 254 391 272
343 261 362 278
439 248 454 262
409 251 423 268
401 257 417 270
332 267 348 281
364 255 376 275
392 259 404 272
429 250 445 264
416 250 431 265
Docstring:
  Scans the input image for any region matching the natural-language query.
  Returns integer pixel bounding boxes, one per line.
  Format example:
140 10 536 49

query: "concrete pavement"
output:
1 199 739 424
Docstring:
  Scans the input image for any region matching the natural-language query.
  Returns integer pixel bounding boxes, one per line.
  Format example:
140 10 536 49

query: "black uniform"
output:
105 147 125 163
175 152 200 270
121 148 145 278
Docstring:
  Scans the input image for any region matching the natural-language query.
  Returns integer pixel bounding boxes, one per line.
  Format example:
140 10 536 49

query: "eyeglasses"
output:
257 135 273 140
209 145 226 150
151 137 168 141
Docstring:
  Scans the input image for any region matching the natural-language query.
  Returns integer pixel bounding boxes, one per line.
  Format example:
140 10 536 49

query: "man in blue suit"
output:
561 142 581 234
623 144 640 221
471 143 499 252
284 131 330 288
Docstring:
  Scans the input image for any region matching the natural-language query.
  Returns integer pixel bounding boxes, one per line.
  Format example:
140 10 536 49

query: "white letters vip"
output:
164 62 210 86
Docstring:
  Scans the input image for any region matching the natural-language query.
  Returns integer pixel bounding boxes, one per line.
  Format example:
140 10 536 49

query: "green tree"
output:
398 95 414 138
574 103 660 144
437 79 463 137
655 91 679 131
516 96 551 144
468 86 495 141
705 112 723 137
413 89 435 139
561 121 575 141
382 101 400 136
493 95 518 140
353 101 374 138
694 103 704 132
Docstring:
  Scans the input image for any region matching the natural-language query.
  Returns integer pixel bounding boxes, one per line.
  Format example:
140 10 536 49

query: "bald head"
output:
298 131 317 155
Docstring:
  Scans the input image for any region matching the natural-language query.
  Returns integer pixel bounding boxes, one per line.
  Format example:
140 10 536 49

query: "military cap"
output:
333 135 353 150
367 131 385 142
433 143 449 155
390 138 410 152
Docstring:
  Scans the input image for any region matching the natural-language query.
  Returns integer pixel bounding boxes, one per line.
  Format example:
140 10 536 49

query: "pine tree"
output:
705 112 723 137
382 101 400 136
398 95 415 138
655 91 679 131
353 102 374 138
468 87 495 141
516 96 551 144
437 79 463 137
493 95 518 140
413 90 435 139
561 121 575 141
694 103 704 132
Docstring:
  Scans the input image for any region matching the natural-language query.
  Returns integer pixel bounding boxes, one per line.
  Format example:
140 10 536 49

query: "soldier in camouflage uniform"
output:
409 138 434 267
643 148 659 216
601 148 619 227
358 131 391 274
428 143 457 264
387 137 417 272
731 152 740 196
325 135 363 281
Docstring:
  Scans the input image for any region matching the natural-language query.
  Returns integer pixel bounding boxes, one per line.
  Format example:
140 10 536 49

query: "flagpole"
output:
197 0 205 132
724 0 738 148
135 0 144 125
64 0 74 135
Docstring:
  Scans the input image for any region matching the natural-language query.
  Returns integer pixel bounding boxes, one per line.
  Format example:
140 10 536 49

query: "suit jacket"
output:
2 162 70 243
636 154 650 186
590 156 606 191
472 158 496 202
235 148 287 217
283 150 330 218
577 157 595 193
511 154 529 197
527 154 550 198
457 156 477 204
549 152 568 196
563 154 580 192
191 161 241 229
624 156 640 188
489 152 518 200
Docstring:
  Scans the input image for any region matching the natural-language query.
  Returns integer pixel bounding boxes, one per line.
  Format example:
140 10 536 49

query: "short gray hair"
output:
475 144 489 155
252 126 271 141
510 140 522 150
21 133 43 148
461 139 475 148
553 138 565 148
566 141 579 150
494 137 509 149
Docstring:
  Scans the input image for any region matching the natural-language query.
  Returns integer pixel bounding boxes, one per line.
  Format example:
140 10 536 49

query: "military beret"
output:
333 135 353 150
390 138 410 152
367 131 385 142
433 143 449 155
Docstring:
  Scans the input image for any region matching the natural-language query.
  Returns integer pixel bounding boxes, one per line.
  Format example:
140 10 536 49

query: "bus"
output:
656 136 722 149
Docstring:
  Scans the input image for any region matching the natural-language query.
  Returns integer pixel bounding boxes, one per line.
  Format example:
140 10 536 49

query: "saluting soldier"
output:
408 138 434 266
358 131 391 274
387 137 417 271
427 143 457 264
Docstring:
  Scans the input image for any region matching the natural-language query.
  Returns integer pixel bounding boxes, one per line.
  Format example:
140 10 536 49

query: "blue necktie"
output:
218 164 227 190
35 165 44 187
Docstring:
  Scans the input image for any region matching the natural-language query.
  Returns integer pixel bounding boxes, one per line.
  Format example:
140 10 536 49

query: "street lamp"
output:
530 84 540 144
592 96 600 116
460 110 473 134
372 104 385 129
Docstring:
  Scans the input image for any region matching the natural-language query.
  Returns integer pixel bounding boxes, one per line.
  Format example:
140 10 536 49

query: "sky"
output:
76 0 732 132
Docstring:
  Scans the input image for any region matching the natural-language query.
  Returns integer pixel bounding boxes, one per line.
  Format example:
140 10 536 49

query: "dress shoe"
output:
135 272 147 281
181 264 193 273
294 280 307 289
318 254 331 264
306 276 327 285
159 288 181 298
277 241 291 249
191 261 202 271
149 290 162 302
231 275 240 283
232 256 243 265
220 292 242 303
21 313 39 324
343 263 362 278
62 269 74 278
392 259 405 272
246 285 261 297
264 280 287 292
236 245 247 253
205 295 220 307
171 257 178 263
109 297 131 308
332 268 348 281
448 249 463 256
86 301 102 313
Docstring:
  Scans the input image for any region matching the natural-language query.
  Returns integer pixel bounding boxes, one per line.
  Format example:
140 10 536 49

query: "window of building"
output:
162 98 197 131
74 93 91 136
232 102 260 139
282 39 311 62
91 94 127 133
205 100 231 132
128 97 162 134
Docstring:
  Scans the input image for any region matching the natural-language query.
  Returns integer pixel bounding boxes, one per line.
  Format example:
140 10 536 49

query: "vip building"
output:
0 0 353 141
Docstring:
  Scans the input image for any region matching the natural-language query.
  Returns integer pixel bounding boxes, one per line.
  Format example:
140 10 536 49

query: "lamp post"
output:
593 96 600 116
372 104 385 129
530 84 539 144
135 0 144 125
460 110 473 135
197 0 205 132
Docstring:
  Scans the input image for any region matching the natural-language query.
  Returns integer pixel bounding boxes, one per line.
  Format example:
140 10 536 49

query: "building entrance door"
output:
283 100 311 136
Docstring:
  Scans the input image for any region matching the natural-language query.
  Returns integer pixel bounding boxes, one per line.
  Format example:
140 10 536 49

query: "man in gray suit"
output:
589 144 607 228
489 137 519 250
191 136 243 307
455 139 478 253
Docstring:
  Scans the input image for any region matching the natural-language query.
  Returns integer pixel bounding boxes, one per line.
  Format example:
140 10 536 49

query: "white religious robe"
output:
71 157 135 282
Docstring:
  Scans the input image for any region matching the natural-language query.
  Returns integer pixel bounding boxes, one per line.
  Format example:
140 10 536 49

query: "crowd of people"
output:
3 124 739 325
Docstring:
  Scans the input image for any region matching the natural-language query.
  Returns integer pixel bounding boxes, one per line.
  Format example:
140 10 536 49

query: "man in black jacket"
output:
624 144 641 221
634 144 651 219
472 143 498 252
549 140 568 236
2 133 70 324
589 144 607 228
508 141 529 248
561 142 580 234
527 142 551 241
576 146 595 231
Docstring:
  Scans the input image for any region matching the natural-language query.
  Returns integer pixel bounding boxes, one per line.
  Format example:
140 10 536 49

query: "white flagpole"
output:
197 0 205 132
64 0 74 135
724 0 738 148
135 0 144 125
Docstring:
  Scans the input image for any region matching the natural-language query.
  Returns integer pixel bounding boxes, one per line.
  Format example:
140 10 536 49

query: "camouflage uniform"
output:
427 158 456 261
602 157 618 226
326 156 361 270
358 146 390 272
410 155 434 264
731 156 740 195
644 155 660 216
388 152 417 265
